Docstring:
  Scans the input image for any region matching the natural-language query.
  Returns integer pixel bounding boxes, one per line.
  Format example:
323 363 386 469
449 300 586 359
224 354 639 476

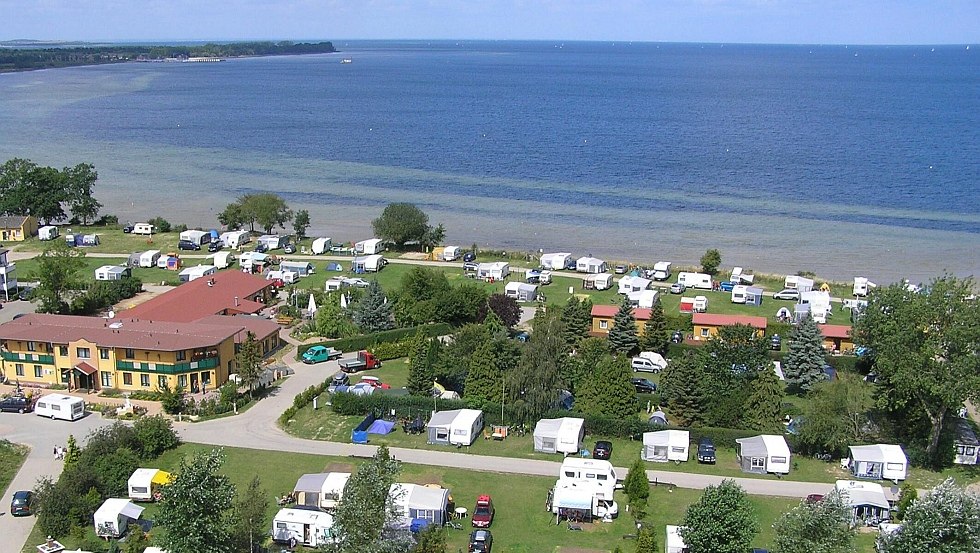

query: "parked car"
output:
359 376 391 390
0 396 32 413
462 251 477 262
328 372 350 392
593 440 613 460
773 289 801 301
697 437 716 464
471 495 495 528
283 243 297 254
630 378 657 394
463 261 479 272
805 494 825 504
207 240 223 252
469 529 493 553
302 346 342 364
770 334 782 351
122 225 134 233
178 239 200 251
614 265 627 274
254 242 269 253
10 490 32 516
669 282 686 294
671 330 684 344
17 286 34 301
719 281 736 292
631 352 667 373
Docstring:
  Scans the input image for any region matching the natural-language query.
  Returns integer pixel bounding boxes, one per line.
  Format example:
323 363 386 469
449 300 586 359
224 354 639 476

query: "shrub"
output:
148 216 171 233
368 339 412 361
296 323 452 359
133 415 181 458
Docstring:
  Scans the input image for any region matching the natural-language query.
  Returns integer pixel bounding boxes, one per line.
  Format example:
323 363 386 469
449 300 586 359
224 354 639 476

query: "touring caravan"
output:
281 261 315 277
441 246 460 261
730 266 754 284
38 225 59 241
132 223 155 236
258 234 290 251
219 230 250 249
651 261 671 281
127 468 171 501
207 251 232 269
642 430 690 463
533 417 585 455
540 253 573 270
629 289 659 309
785 275 815 292
575 256 608 274
94 498 144 538
266 270 298 285
311 237 333 255
427 409 484 446
179 229 211 246
853 277 877 297
139 250 161 268
354 238 385 255
35 394 85 421
352 255 386 273
800 290 833 323
179 264 216 282
677 272 712 290
272 508 335 547
731 285 749 304
583 273 613 290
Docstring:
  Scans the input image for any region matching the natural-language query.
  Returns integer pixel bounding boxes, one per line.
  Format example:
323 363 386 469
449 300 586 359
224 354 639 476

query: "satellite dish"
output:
108 310 115 319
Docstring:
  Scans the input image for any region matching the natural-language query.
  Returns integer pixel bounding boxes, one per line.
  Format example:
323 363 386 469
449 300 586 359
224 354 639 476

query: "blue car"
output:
719 281 736 292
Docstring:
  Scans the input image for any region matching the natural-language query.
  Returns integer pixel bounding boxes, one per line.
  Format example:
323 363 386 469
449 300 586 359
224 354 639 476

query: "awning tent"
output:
390 483 450 526
641 430 690 462
847 444 908 481
94 498 145 538
533 417 585 455
835 480 891 523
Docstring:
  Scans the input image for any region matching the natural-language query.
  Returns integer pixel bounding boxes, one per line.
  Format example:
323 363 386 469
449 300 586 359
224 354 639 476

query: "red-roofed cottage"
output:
692 313 768 340
818 324 854 353
590 304 652 336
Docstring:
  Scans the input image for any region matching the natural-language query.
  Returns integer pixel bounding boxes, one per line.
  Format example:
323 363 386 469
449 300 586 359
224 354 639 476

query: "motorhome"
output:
800 290 833 323
132 223 155 235
651 261 671 281
547 480 618 522
35 394 85 421
558 458 618 501
676 272 712 290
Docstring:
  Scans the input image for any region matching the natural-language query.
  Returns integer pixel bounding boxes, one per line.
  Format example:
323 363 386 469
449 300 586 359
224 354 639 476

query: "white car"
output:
773 289 801 301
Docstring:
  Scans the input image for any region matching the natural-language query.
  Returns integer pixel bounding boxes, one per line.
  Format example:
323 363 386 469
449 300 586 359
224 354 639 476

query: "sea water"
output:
0 41 976 281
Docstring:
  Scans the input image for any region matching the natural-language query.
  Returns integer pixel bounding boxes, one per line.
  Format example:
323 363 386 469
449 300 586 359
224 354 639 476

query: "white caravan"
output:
651 261 671 281
676 272 712 290
35 394 85 421
272 508 335 547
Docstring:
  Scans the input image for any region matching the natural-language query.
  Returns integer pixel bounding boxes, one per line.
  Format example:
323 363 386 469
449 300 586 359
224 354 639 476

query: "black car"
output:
255 242 269 253
0 396 32 414
122 225 134 233
696 437 716 464
462 251 476 262
593 440 613 460
630 378 657 394
283 243 297 254
178 239 200 251
468 529 492 553
770 334 782 351
671 330 684 344
208 241 223 252
10 490 32 516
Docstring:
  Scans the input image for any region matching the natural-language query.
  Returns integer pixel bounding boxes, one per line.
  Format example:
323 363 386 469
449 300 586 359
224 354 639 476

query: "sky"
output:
0 0 977 45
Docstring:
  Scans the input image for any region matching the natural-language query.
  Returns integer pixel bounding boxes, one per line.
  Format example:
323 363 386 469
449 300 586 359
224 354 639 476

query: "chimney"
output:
234 296 239 307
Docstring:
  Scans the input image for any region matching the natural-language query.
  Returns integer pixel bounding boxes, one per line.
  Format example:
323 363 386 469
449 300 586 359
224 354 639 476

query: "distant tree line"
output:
0 41 336 72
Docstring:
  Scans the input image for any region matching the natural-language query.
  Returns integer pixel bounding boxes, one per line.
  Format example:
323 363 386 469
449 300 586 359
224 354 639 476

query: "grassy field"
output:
0 439 29 499
21 443 830 553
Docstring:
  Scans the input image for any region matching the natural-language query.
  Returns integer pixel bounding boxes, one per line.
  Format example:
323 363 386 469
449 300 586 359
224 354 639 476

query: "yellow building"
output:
692 313 768 340
590 304 652 336
0 215 38 242
818 324 854 353
0 313 277 393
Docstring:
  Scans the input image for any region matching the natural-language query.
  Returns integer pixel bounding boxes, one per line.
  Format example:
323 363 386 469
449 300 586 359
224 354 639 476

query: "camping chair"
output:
483 429 493 440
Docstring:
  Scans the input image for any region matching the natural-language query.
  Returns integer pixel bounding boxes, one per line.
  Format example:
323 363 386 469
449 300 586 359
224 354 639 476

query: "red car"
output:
472 495 494 528
359 376 391 390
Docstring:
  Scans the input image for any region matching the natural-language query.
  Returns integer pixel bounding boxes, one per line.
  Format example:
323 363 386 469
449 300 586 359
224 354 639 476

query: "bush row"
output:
368 339 413 361
279 379 331 424
296 323 452 358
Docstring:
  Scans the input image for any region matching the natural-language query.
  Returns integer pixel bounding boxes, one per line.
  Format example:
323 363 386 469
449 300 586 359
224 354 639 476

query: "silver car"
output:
773 289 801 301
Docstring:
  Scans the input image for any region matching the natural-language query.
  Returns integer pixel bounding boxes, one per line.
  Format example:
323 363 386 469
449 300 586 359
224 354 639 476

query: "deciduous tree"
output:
481 293 521 328
796 375 873 455
292 209 310 240
158 449 235 553
30 241 85 314
877 479 980 553
234 331 263 397
854 275 980 466
63 163 101 225
783 313 827 393
230 476 268 553
314 291 358 338
353 281 394 333
772 492 856 553
411 524 447 553
331 445 412 553
132 415 180 458
607 295 638 355
681 480 757 553
700 248 722 275
371 202 431 248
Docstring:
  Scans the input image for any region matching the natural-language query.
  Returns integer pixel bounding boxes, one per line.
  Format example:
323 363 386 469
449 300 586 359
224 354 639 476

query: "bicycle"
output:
444 519 462 530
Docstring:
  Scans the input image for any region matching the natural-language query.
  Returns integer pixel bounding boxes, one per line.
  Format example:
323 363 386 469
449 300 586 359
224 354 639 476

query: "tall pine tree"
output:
640 299 669 354
660 353 705 427
406 330 434 397
783 313 827 393
575 355 637 419
464 340 503 405
352 280 394 333
607 295 639 355
744 365 784 432
561 297 592 349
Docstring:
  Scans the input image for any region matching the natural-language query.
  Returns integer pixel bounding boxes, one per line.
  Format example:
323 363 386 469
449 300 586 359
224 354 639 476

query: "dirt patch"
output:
400 470 445 488
398 252 430 260
322 461 355 473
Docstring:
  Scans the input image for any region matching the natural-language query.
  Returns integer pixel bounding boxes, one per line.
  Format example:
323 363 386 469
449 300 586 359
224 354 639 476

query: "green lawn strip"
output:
0 439 30 498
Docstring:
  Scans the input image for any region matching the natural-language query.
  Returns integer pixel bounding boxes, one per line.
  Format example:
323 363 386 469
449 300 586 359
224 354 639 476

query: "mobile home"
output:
311 237 333 255
127 468 171 501
427 409 484 446
540 252 573 270
139 250 161 268
38 225 59 241
94 498 144 538
35 394 85 421
575 256 608 274
272 508 335 547
258 234 290 251
784 275 815 292
281 261 315 277
641 430 690 463
219 230 250 249
651 261 672 281
853 277 877 297
352 255 386 273
132 223 155 236
354 238 385 255
735 435 791 475
95 265 131 281
179 229 211 246
677 272 712 290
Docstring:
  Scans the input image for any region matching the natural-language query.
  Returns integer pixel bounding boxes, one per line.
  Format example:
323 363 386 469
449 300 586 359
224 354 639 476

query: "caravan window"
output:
596 474 608 481
324 491 340 501
772 456 787 464
585 472 596 479
51 404 62 411
276 522 287 530
750 457 765 469
37 401 47 409
671 446 686 453
564 470 576 478
886 463 904 472
436 429 449 441
453 429 467 436
132 486 148 494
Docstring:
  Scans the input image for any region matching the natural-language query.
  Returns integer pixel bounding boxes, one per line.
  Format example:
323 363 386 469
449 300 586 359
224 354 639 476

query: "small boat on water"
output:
341 58 352 64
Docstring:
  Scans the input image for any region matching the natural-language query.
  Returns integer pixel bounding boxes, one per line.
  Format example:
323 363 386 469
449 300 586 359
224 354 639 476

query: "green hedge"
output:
369 340 412 361
296 323 452 359
279 379 331 424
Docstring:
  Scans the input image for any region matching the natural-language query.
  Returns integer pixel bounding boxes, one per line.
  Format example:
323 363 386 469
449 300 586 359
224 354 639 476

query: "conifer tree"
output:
659 353 705 427
640 299 669 354
745 365 784 432
352 280 394 333
783 313 827 393
575 356 637 419
63 434 81 467
561 297 592 349
406 331 435 397
635 525 658 553
623 458 651 521
234 331 262 397
464 341 503 405
607 295 638 355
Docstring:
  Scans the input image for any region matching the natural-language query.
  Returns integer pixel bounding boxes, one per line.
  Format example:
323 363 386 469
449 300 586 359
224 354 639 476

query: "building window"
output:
34 365 43 378
700 328 710 337
27 341 36 352
76 347 91 359
178 374 187 388
59 345 68 356
201 372 211 385
125 348 135 359
599 320 608 330
176 350 186 362
101 372 111 387
99 348 110 360
140 374 150 387
15 363 24 376
158 375 168 389
123 373 133 386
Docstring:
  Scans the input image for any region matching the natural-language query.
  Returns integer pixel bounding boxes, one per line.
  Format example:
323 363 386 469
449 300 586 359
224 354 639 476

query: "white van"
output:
34 394 85 421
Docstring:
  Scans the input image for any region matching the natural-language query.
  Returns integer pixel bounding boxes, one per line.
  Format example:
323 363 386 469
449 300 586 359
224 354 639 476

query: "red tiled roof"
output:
123 271 272 322
818 324 852 339
74 361 97 375
591 304 651 320
196 314 281 342
692 313 768 329
0 313 240 351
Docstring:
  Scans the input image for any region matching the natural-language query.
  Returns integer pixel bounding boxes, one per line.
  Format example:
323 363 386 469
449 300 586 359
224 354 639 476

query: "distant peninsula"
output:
0 40 337 73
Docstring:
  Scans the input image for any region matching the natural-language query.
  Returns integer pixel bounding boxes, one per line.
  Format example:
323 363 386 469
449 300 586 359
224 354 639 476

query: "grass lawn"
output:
23 443 837 553
0 439 29 498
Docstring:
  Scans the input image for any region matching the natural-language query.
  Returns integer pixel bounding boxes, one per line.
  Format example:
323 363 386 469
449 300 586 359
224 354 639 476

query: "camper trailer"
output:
127 468 171 501
540 253 573 270
427 409 484 446
504 282 538 302
139 250 161 268
476 262 509 280
220 230 251 249
665 525 688 553
266 270 298 285
207 251 232 269
311 237 333 255
132 223 155 235
651 261 672 281
35 394 85 421
272 508 335 547
583 273 613 290
441 246 460 261
629 289 659 309
258 234 290 251
38 225 59 241
853 277 877 297
677 272 712 290
94 498 144 538
352 255 386 273
785 275 815 292
178 265 216 282
575 256 608 274
642 430 690 463
731 285 749 304
179 229 211 246
533 417 585 455
95 265 131 281
281 261 315 277
354 238 385 255
618 275 651 295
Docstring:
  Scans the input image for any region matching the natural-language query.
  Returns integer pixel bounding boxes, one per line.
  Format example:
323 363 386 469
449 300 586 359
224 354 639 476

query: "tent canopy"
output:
294 473 330 493
835 480 890 509
848 444 907 465
96 498 145 521
643 430 689 448
368 419 396 435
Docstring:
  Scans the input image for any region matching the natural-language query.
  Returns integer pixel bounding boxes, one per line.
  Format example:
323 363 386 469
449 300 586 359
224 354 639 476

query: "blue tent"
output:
368 419 395 435
352 413 376 444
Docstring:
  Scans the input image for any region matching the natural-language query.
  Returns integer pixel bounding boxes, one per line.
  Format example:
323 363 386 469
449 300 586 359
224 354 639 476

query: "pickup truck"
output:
302 346 342 364
339 351 382 374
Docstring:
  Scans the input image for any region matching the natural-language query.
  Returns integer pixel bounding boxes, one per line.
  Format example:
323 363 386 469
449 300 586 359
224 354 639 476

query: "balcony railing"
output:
1 351 55 365
116 356 219 374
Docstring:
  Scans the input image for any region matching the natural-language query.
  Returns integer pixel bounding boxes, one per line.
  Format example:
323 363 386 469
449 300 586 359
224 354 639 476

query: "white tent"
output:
426 409 484 446
389 483 451 526
307 293 318 316
847 444 908 481
94 498 144 538
665 525 687 553
642 430 690 463
533 417 585 455
293 472 351 510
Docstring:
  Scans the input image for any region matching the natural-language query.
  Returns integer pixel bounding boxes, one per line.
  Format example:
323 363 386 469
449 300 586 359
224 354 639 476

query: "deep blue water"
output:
58 41 980 231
